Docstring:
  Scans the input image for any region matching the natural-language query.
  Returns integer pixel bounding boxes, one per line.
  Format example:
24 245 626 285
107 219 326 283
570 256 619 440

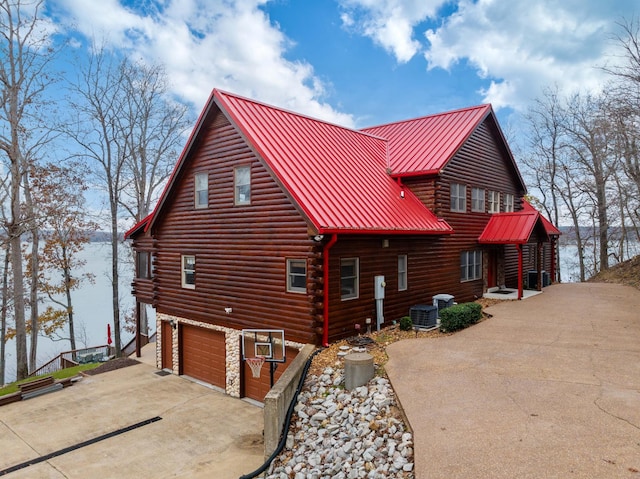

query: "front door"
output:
487 249 498 289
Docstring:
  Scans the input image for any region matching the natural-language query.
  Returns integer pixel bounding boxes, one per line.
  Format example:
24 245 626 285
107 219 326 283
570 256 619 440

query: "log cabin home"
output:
125 89 560 401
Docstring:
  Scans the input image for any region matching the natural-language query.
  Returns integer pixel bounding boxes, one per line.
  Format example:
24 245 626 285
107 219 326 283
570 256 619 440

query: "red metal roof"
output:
361 105 492 176
478 212 539 244
124 214 152 240
522 200 561 236
215 90 453 235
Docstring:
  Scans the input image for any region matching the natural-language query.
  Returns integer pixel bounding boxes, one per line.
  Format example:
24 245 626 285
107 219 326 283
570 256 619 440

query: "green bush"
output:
439 302 482 332
399 316 413 331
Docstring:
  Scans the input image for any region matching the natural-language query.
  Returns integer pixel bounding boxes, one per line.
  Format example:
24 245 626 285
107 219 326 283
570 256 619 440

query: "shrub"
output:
399 316 413 331
439 302 482 332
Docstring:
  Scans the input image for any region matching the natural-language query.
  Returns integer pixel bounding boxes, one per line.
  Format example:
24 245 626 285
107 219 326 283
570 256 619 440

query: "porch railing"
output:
29 345 114 378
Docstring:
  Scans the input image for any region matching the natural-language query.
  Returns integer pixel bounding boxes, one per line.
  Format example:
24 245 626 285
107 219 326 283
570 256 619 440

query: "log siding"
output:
149 111 316 344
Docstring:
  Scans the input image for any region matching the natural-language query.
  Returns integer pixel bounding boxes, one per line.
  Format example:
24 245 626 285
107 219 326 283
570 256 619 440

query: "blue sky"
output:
48 0 637 136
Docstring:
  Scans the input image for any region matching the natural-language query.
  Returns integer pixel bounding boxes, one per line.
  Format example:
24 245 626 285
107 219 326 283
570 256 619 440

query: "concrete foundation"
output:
344 352 374 390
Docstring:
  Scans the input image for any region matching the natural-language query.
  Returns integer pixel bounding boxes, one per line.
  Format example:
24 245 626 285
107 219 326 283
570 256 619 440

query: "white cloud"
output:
423 0 623 110
338 0 636 111
55 0 355 127
338 0 446 63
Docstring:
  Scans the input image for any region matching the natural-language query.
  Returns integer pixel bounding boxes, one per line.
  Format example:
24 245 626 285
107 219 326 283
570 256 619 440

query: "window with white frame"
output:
471 187 485 212
450 183 466 212
488 190 500 213
460 250 482 282
398 255 407 291
234 165 251 205
181 255 196 289
194 172 208 208
504 193 514 212
287 259 307 293
340 258 359 300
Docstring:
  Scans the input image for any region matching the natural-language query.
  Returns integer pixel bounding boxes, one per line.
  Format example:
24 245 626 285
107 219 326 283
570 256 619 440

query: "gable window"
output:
287 259 307 293
488 190 500 213
504 193 514 212
234 165 251 205
471 188 485 212
340 258 359 300
194 172 208 208
136 251 150 279
450 183 466 212
460 250 482 282
181 255 196 289
398 255 407 291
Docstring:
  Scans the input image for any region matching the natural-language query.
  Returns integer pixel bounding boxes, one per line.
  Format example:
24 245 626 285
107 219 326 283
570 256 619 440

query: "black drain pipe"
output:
239 348 322 479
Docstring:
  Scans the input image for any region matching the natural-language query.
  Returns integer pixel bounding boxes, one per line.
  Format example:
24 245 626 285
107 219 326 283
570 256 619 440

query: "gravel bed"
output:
265 360 414 479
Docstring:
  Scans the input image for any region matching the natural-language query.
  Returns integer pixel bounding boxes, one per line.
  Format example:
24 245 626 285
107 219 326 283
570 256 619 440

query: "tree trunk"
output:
29 228 39 372
62 245 76 352
0 247 10 386
111 202 122 357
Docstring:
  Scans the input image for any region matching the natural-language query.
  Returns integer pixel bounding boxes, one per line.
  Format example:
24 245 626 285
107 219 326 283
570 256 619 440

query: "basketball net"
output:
246 356 266 378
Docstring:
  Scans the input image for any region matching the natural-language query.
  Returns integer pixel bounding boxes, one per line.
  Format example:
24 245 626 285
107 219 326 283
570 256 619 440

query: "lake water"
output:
3 242 139 383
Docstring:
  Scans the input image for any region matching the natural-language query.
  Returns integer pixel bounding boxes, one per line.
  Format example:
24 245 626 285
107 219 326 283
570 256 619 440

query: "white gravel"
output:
265 365 415 479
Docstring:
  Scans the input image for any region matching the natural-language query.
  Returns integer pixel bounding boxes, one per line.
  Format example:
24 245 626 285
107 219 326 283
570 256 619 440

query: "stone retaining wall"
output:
263 344 316 458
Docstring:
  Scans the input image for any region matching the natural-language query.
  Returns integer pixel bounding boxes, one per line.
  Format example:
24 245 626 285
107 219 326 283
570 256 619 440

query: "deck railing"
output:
29 345 114 378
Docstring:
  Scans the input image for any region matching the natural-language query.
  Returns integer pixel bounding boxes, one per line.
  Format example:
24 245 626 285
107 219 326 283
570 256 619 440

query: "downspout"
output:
322 234 338 347
550 237 557 283
517 243 523 300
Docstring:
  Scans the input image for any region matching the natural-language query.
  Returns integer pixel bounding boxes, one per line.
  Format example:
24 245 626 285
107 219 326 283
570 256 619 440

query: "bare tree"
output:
522 86 568 281
67 47 189 355
119 61 190 223
0 0 60 379
66 47 128 356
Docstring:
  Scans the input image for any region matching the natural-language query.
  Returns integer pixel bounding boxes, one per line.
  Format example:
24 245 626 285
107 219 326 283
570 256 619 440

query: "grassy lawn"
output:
0 363 101 397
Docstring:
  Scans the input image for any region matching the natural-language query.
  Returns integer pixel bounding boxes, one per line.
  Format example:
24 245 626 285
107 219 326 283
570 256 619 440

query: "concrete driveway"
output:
386 282 640 479
0 360 264 478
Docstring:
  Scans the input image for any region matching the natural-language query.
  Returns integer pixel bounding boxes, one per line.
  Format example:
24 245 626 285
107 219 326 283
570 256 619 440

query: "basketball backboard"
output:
241 329 286 363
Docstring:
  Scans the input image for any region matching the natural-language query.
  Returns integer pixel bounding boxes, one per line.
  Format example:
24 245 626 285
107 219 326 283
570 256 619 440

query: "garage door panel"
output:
243 345 298 402
181 325 226 388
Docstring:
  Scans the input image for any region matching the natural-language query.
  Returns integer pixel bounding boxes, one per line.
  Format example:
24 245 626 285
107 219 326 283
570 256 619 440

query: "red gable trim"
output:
521 200 561 236
124 213 153 240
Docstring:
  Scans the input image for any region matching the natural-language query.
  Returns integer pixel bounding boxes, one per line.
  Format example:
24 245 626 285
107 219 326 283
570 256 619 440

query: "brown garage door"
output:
242 345 298 402
180 325 226 389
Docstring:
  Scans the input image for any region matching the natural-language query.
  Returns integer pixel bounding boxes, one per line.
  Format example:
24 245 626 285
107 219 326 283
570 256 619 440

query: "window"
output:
450 183 466 212
234 165 251 205
340 258 359 300
460 250 482 282
194 172 208 208
181 255 196 289
471 188 485 212
504 193 514 212
488 190 500 213
136 251 150 279
398 255 407 291
287 259 307 293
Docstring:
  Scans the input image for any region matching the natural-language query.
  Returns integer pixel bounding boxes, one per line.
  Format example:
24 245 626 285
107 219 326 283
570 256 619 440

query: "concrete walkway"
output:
0 360 264 478
386 282 640 479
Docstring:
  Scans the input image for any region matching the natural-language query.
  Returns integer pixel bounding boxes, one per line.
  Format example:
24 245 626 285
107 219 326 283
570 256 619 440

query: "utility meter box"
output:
374 275 386 300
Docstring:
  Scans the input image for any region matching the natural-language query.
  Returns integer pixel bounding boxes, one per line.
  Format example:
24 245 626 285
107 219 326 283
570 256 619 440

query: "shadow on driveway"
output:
387 282 640 479
0 362 264 478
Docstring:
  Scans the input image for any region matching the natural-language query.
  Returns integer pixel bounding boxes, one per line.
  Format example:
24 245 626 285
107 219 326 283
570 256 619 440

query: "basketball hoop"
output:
246 356 266 378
